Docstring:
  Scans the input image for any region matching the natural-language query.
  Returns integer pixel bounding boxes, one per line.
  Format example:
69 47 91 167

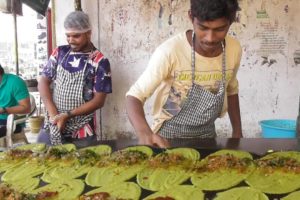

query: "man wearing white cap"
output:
38 11 112 145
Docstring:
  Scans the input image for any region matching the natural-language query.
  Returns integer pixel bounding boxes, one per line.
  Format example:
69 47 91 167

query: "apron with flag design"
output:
47 50 95 145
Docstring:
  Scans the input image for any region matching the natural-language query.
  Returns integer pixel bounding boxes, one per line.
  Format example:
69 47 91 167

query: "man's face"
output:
191 16 230 53
65 31 91 52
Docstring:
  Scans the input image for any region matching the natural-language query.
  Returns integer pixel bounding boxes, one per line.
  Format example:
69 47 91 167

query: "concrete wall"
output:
54 0 300 139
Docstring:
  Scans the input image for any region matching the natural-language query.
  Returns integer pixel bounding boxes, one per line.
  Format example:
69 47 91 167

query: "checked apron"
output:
159 32 226 138
48 51 94 145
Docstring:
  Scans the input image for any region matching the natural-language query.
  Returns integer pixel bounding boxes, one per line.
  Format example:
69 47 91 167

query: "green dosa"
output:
137 167 190 191
214 187 269 200
32 179 85 200
137 148 199 191
2 161 47 182
81 182 141 200
51 143 76 152
0 158 24 173
143 185 204 200
86 165 144 187
15 143 46 153
79 144 112 155
282 191 300 200
85 146 152 187
42 163 91 183
246 151 300 194
123 145 154 157
0 150 29 172
191 149 255 191
166 147 200 161
6 177 40 193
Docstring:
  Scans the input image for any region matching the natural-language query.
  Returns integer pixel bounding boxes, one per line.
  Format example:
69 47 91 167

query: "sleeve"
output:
94 58 112 93
126 47 171 103
41 47 59 80
13 77 30 101
226 42 242 96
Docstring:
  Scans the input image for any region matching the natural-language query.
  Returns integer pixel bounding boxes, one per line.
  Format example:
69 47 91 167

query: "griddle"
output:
2 138 300 199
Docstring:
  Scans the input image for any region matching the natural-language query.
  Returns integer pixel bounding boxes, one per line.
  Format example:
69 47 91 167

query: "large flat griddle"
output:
1 138 300 200
71 138 300 200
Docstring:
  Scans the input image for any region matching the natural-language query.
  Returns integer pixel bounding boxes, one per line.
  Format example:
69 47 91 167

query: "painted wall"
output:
54 0 300 139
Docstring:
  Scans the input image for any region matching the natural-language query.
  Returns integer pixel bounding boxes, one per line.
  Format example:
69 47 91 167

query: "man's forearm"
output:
38 77 58 117
68 92 106 117
227 94 242 138
126 95 153 137
4 106 28 114
1 100 30 115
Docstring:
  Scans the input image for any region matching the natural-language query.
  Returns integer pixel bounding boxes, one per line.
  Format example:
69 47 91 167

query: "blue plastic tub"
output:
259 119 296 138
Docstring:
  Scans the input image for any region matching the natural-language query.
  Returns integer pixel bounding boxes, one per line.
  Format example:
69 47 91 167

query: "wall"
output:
54 0 300 138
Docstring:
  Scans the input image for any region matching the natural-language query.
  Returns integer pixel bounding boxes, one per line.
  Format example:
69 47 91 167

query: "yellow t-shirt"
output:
126 31 242 133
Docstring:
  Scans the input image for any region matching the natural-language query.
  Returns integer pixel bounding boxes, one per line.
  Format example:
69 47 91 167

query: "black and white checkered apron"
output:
48 51 94 145
159 32 226 139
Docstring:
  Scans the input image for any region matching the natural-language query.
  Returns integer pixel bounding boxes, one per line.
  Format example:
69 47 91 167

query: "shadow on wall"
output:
103 131 136 140
115 131 136 139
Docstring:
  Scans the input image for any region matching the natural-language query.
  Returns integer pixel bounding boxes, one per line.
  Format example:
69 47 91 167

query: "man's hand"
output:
50 113 70 132
0 108 5 114
138 132 170 148
232 130 243 138
126 96 170 147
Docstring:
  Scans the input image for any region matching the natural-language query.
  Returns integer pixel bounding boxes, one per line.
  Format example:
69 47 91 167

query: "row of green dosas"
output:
0 143 300 200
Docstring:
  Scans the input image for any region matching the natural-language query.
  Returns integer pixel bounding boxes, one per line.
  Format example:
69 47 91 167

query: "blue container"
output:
260 119 296 138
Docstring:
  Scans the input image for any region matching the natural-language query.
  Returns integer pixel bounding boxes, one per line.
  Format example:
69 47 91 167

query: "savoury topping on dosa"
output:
137 148 199 191
246 151 300 194
85 146 152 187
191 149 255 191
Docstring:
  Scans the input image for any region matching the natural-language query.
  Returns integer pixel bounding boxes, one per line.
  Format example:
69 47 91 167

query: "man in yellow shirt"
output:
126 0 242 147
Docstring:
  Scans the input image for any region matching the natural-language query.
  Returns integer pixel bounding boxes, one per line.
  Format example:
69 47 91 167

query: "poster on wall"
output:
254 0 289 67
236 0 295 68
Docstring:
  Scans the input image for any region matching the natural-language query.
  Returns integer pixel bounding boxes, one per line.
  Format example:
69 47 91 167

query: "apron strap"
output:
191 31 226 84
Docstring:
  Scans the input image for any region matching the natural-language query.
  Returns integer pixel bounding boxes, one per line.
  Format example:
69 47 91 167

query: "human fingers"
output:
56 119 66 132
50 113 63 125
138 135 154 146
152 134 170 148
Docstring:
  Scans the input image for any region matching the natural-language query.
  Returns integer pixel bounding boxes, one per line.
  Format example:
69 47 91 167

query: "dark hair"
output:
0 64 4 75
190 0 239 23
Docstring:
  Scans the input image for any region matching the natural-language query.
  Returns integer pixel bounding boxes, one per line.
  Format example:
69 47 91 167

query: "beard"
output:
70 42 92 52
